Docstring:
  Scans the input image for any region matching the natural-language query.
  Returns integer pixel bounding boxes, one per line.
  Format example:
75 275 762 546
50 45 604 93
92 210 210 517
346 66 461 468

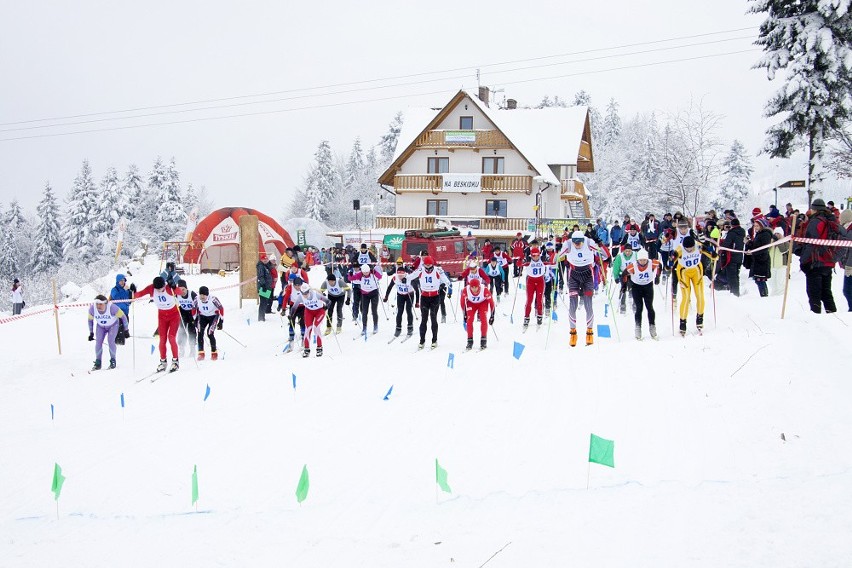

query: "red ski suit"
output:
460 286 495 339
136 283 186 360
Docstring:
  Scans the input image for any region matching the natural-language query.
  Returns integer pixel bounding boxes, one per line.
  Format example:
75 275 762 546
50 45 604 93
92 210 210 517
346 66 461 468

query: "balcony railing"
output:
415 129 512 148
393 174 532 194
375 215 531 231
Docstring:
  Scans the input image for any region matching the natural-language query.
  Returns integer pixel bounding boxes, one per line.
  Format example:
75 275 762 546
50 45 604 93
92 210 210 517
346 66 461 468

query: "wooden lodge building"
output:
377 88 595 236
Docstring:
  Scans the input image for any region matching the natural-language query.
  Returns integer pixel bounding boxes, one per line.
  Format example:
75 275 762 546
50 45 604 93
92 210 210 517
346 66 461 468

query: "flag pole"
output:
586 461 591 490
780 216 797 319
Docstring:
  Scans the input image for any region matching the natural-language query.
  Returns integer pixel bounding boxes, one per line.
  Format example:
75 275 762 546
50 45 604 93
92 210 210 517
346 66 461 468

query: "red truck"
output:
400 229 476 277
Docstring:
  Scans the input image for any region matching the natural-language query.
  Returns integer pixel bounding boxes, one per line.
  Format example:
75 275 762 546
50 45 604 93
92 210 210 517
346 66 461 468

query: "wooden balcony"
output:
393 174 532 194
376 215 531 231
415 129 512 149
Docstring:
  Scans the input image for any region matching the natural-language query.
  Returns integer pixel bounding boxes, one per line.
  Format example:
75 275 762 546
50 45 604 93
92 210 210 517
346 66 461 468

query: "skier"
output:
620 222 645 252
348 264 383 336
438 274 453 324
671 235 705 336
383 263 415 338
522 247 548 330
480 239 493 267
289 282 330 357
408 255 451 349
109 274 134 345
493 247 512 294
320 272 350 334
133 276 186 372
194 286 223 360
511 232 525 278
160 262 181 287
356 243 377 267
175 279 198 355
460 277 495 350
87 295 129 370
483 257 504 301
459 259 491 287
558 231 600 347
612 246 636 314
625 249 661 340
279 275 306 348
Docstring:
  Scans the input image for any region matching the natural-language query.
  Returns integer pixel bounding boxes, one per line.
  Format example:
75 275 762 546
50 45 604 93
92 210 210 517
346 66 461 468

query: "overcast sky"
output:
0 0 841 215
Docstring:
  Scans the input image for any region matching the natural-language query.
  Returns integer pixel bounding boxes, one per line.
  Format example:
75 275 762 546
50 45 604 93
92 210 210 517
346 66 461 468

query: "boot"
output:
92 359 102 371
156 359 167 372
586 327 594 346
545 308 551 317
480 337 487 350
570 329 578 347
373 324 379 335
316 346 323 358
407 326 413 336
169 358 179 372
536 315 543 326
431 341 438 349
336 324 342 334
109 358 116 369
679 319 687 336
394 327 401 337
696 314 704 330
649 324 658 339
523 317 530 330
302 348 310 358
197 351 206 361
211 351 218 361
115 333 125 346
418 340 425 350
441 315 446 323
466 338 474 351
324 326 332 336
635 324 642 340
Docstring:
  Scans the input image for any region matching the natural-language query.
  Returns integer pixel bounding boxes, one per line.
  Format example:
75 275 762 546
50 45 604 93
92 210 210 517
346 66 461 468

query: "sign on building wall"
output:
445 130 476 143
297 229 306 246
442 174 482 193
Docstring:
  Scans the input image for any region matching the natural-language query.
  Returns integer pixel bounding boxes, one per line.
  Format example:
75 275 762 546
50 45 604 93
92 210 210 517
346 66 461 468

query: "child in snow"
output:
87 295 128 370
194 286 223 360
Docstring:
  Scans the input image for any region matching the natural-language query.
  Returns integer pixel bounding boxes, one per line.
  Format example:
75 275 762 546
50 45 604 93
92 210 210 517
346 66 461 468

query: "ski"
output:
400 334 414 344
387 336 399 345
148 371 166 383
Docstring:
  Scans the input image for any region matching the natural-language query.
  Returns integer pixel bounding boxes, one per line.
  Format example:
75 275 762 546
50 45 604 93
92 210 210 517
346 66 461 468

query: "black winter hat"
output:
683 236 696 249
811 198 827 210
178 279 187 288
153 276 165 288
199 286 209 295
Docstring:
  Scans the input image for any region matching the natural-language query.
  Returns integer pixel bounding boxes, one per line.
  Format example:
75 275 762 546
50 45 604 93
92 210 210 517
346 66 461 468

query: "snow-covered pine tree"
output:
195 185 215 217
121 164 144 217
61 160 100 261
5 200 26 231
535 95 568 109
750 0 852 196
155 157 185 241
714 140 754 215
573 90 603 144
92 167 121 247
0 229 18 283
31 182 63 273
345 137 365 192
184 183 198 215
304 141 337 223
379 112 403 163
601 98 622 148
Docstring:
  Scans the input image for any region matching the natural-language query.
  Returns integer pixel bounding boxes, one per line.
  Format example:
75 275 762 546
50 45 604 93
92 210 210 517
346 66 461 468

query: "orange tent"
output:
183 207 295 272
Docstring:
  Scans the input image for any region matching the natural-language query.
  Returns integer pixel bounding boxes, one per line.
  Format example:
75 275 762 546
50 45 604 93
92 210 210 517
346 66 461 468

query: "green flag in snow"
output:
588 434 615 468
435 459 452 493
296 465 310 503
192 465 199 505
51 463 65 501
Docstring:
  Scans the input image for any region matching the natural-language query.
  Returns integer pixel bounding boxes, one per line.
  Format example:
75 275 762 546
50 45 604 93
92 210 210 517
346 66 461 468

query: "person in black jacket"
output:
747 219 773 297
256 254 274 321
720 218 746 296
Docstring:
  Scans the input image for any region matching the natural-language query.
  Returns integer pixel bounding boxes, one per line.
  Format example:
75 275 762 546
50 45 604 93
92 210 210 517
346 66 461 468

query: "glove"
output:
124 329 130 339
88 332 94 341
345 298 351 306
217 319 223 330
489 313 495 325
129 283 137 293
447 291 453 299
383 297 388 303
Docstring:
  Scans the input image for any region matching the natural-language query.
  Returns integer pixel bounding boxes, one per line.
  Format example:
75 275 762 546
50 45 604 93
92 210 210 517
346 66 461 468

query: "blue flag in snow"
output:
292 373 296 390
50 404 54 421
120 393 125 408
597 325 611 338
604 303 609 318
203 384 211 401
513 341 525 360
462 321 466 331
447 353 454 369
383 385 393 400
150 344 155 355
552 311 558 321
246 318 250 326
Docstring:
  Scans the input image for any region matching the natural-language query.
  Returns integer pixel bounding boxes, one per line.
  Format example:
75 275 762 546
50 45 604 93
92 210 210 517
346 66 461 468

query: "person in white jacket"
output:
10 278 24 315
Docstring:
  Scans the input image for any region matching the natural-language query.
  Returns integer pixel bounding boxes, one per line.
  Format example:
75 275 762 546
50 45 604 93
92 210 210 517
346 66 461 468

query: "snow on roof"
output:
390 91 589 186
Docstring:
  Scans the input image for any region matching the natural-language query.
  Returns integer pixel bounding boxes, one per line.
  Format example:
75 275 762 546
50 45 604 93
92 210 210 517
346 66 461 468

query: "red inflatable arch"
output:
183 207 295 272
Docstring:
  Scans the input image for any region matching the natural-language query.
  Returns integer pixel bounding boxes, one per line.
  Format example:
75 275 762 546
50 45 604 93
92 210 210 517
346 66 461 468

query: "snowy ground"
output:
1 260 851 567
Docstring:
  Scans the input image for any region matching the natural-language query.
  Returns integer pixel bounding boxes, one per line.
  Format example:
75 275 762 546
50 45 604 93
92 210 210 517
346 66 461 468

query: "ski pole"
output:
508 279 521 324
710 257 718 328
221 329 247 348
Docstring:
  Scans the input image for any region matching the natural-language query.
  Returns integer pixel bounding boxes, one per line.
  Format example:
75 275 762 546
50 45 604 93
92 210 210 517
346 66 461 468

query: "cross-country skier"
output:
289 282 330 357
383 263 415 338
558 231 600 347
460 277 494 350
134 276 186 372
612 246 636 314
671 235 705 336
483 257 505 301
620 222 645 253
625 249 661 340
87 295 128 370
459 260 491 288
194 286 223 360
348 264 383 336
408 255 451 349
175 279 198 356
522 247 548 330
511 232 525 278
321 272 350 334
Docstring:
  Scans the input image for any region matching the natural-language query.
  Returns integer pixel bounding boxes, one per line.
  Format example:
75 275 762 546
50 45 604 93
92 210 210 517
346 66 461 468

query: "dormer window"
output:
459 116 473 130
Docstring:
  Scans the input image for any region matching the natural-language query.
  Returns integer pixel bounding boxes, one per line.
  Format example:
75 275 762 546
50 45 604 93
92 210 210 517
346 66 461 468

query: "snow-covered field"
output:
1 259 851 567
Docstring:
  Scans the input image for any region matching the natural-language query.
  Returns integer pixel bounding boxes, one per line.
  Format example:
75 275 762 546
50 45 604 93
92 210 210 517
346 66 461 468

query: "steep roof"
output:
379 90 592 186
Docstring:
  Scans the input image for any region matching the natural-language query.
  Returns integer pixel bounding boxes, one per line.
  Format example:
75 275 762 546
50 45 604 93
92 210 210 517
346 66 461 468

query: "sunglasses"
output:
571 238 584 244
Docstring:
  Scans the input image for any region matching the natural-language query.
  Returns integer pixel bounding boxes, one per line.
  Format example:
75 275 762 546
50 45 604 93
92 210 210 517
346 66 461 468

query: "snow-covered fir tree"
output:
750 0 852 192
714 140 754 215
155 157 185 241
0 229 18 282
92 167 121 246
379 112 403 163
121 164 143 217
573 90 603 144
303 141 338 223
601 98 622 148
184 183 198 215
5 199 26 231
535 95 568 109
345 137 365 192
30 182 63 273
61 160 100 261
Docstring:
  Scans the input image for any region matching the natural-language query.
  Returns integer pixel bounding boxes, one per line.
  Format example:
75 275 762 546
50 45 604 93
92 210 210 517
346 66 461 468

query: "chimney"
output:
478 86 490 107
506 98 517 110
